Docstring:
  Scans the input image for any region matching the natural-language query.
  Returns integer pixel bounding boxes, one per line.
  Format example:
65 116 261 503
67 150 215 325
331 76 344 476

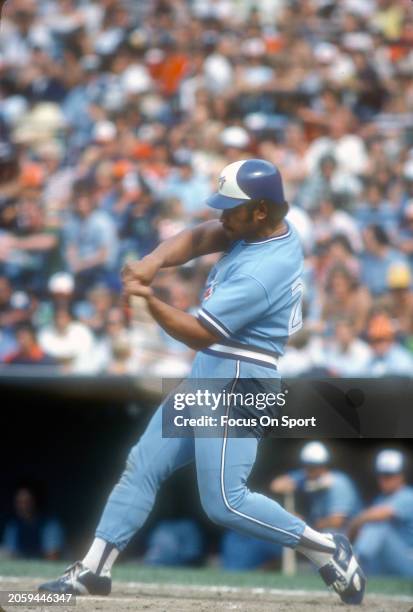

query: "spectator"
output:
363 313 413 376
312 197 362 254
278 329 322 378
354 181 399 238
361 225 408 297
351 450 413 577
93 307 144 374
38 307 96 374
399 201 413 271
2 482 64 560
3 195 62 294
319 266 371 336
327 234 360 280
64 180 118 297
270 442 362 532
3 323 56 366
299 155 340 213
161 158 211 216
35 271 75 329
0 0 413 379
378 263 413 341
0 277 33 329
321 318 372 377
74 284 113 336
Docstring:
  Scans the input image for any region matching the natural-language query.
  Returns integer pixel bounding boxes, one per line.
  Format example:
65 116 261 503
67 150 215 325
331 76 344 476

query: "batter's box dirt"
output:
0 577 410 612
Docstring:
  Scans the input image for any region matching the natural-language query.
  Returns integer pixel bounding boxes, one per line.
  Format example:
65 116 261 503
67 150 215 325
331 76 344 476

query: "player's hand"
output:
121 255 161 287
269 475 296 495
123 279 154 300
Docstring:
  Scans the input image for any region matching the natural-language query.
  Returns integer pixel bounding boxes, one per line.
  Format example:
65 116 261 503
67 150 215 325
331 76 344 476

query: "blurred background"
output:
0 0 413 579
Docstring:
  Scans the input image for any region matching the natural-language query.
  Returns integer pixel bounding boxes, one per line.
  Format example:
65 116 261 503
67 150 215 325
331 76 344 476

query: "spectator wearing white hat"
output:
38 307 96 374
351 450 413 577
270 442 362 532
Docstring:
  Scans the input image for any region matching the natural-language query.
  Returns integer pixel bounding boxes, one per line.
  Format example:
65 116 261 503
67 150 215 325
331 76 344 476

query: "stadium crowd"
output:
1 0 413 376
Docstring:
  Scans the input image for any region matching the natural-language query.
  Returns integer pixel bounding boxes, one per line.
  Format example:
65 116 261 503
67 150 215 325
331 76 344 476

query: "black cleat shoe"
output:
38 561 111 596
319 534 366 605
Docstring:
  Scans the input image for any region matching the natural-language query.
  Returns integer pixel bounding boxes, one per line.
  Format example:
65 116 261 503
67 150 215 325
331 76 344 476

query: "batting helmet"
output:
207 158 285 210
299 442 330 466
375 449 405 475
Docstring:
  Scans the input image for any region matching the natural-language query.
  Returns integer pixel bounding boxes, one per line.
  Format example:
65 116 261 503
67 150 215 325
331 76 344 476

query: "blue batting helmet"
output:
206 158 285 210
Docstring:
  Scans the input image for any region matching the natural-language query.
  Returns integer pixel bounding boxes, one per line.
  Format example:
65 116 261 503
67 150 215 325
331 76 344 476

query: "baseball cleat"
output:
38 561 111 596
319 534 366 605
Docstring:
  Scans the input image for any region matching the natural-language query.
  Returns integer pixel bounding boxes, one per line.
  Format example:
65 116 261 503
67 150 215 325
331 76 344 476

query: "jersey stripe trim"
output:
219 360 301 543
204 342 278 369
198 308 231 339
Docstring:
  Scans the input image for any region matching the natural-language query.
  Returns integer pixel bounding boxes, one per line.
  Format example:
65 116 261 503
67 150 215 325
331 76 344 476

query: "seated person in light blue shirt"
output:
351 449 413 577
270 442 362 532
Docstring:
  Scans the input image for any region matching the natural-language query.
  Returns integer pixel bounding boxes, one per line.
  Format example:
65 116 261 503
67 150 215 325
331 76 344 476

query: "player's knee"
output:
198 488 227 525
200 491 239 527
203 500 232 526
199 480 247 527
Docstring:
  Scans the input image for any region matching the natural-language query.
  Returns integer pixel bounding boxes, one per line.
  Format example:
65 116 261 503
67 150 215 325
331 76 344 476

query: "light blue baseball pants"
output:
355 522 413 577
95 352 306 550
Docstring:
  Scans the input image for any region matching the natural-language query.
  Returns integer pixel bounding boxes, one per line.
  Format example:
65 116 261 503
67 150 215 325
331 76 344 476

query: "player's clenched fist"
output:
121 255 161 287
122 279 154 299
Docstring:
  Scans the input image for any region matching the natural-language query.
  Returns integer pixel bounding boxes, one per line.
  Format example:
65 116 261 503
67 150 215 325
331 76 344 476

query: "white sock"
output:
82 537 119 575
296 526 336 569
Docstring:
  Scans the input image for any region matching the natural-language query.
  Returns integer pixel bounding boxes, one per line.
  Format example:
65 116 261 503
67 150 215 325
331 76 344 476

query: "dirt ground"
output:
0 577 410 612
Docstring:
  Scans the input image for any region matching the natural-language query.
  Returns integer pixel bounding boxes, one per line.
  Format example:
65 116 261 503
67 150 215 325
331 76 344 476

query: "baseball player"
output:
351 449 413 577
271 441 362 532
39 160 365 604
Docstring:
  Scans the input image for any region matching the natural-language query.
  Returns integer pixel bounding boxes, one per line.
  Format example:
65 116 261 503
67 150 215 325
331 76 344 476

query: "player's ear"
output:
255 200 268 222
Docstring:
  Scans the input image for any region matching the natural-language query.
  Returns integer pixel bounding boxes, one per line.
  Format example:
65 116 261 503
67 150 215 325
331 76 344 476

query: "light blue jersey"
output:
290 470 362 526
197 222 304 369
373 485 413 546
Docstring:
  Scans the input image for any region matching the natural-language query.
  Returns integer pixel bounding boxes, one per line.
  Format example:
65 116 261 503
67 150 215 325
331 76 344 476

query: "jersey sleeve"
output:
198 273 269 339
388 489 413 521
326 477 358 516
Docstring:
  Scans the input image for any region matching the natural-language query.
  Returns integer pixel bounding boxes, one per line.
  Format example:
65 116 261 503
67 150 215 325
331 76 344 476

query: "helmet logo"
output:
218 175 226 190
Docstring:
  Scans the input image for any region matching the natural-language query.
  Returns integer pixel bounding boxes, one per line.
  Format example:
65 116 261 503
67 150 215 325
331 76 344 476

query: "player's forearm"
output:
356 505 394 525
269 475 296 495
349 505 394 539
148 220 229 269
315 514 346 531
146 295 219 350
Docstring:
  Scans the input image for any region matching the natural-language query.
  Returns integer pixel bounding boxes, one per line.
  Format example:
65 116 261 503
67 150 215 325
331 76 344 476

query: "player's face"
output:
220 203 261 241
377 473 404 494
305 466 326 480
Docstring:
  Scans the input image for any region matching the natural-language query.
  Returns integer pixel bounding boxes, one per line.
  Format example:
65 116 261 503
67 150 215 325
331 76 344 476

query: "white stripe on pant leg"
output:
219 360 300 543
